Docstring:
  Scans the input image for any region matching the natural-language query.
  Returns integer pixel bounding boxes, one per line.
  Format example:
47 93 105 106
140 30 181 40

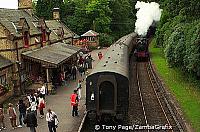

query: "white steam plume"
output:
135 1 162 36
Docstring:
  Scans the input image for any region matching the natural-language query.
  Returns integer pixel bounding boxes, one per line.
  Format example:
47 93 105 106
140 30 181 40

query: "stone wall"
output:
0 66 14 103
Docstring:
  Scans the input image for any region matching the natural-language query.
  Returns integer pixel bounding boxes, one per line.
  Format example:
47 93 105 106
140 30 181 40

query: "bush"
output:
88 45 97 51
99 33 114 47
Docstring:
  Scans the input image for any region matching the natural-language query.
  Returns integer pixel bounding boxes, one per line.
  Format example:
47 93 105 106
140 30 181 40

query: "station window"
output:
23 31 29 48
42 29 46 42
0 74 6 85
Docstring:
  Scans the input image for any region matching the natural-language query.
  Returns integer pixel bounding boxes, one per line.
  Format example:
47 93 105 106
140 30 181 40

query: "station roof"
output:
81 30 99 37
0 8 40 37
22 42 81 67
45 20 75 41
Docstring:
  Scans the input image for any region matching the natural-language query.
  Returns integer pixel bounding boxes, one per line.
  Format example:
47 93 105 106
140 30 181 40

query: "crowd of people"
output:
0 51 102 132
55 53 93 87
0 59 88 132
0 85 58 132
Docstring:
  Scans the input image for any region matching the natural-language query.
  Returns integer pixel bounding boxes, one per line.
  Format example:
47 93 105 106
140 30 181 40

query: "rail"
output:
78 111 88 132
148 61 184 132
136 62 173 132
136 63 149 132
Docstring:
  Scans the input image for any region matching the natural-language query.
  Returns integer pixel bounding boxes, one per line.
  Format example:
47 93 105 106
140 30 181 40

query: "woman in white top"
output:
40 85 46 99
28 98 37 116
77 80 82 100
46 109 57 132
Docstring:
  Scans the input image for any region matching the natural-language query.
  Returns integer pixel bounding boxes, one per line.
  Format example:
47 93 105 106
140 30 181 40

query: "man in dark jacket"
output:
24 109 37 132
18 99 27 127
71 65 77 80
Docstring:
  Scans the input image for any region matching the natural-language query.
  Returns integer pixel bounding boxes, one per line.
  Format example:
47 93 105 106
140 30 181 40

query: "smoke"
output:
135 1 162 36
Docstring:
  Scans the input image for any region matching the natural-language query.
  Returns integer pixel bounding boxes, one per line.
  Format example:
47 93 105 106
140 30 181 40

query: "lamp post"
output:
16 61 24 95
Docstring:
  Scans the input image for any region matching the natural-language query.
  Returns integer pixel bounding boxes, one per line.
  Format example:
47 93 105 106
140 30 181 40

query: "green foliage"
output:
150 39 200 132
164 24 186 67
183 21 200 75
88 45 97 51
35 0 135 39
85 0 112 33
99 33 114 47
155 0 199 77
109 0 135 39
35 0 65 20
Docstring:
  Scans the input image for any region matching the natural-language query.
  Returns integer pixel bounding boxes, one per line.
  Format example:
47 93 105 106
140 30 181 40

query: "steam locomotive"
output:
86 33 137 121
134 37 149 59
134 24 156 60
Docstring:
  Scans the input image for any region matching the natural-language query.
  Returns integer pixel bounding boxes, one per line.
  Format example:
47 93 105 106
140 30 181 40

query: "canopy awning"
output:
22 42 81 67
0 55 13 69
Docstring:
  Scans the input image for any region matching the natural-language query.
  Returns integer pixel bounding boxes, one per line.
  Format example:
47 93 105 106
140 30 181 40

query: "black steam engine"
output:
134 37 149 59
86 33 137 121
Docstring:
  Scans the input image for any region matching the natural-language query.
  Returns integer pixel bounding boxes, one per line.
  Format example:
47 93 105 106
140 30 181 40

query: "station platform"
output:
2 48 108 132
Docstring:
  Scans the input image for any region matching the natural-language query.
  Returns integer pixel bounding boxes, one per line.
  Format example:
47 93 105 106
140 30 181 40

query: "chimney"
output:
53 8 60 20
18 0 33 16
18 0 32 9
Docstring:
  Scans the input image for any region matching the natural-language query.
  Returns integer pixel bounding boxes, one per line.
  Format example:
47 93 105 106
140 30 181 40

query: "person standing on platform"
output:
59 72 64 86
98 52 103 60
28 98 37 116
79 65 84 77
78 56 84 66
84 56 89 71
46 109 57 132
88 54 93 69
40 84 46 100
70 90 79 117
23 108 37 132
71 65 77 80
38 94 45 118
17 99 27 128
7 103 17 129
77 80 82 100
28 93 37 104
0 104 6 130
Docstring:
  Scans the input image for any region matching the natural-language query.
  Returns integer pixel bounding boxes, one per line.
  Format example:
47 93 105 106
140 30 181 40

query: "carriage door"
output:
99 81 114 110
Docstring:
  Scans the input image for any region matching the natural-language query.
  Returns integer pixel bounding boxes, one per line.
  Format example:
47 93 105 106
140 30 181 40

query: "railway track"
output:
129 60 185 132
137 62 172 131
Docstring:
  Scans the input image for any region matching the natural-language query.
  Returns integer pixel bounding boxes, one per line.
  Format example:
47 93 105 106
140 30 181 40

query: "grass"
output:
149 39 200 131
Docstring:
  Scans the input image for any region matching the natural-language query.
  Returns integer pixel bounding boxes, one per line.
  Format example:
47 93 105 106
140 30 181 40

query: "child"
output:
76 80 82 100
7 103 17 129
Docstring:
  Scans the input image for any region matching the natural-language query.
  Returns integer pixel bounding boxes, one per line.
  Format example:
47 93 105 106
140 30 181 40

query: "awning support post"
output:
46 68 49 95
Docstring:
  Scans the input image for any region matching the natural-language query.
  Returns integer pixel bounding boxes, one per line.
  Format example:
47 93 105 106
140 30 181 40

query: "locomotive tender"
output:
86 33 137 120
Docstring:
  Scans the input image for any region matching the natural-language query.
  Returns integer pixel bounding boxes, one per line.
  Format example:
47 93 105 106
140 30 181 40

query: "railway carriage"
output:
86 33 137 120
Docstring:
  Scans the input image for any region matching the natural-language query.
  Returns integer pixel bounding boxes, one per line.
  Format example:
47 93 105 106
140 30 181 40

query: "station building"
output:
0 0 80 103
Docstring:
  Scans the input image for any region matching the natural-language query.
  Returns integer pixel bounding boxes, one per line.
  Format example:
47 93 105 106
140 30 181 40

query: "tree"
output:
99 33 114 47
36 0 65 20
109 0 134 39
86 0 112 33
36 0 51 19
64 0 91 35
